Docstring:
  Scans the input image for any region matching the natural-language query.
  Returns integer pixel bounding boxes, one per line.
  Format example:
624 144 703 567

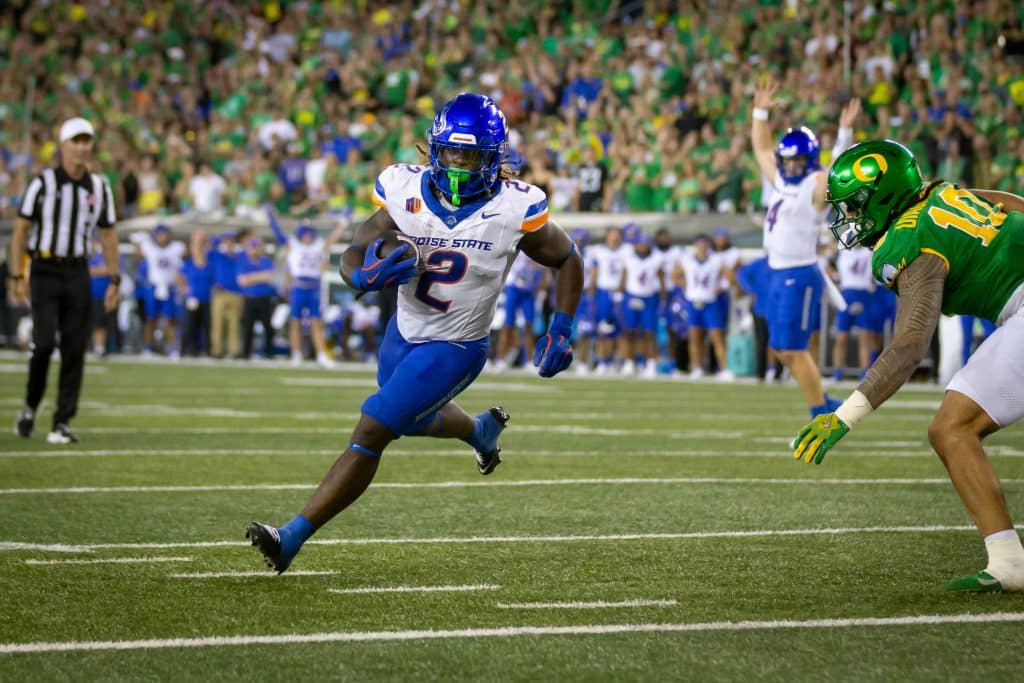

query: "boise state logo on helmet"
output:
427 93 509 206
775 126 821 184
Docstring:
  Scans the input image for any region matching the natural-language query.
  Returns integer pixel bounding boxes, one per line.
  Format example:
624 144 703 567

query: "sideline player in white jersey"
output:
831 245 883 380
751 78 859 416
130 224 185 357
674 234 730 380
246 93 584 574
571 228 597 374
621 234 663 377
265 205 347 368
588 226 627 374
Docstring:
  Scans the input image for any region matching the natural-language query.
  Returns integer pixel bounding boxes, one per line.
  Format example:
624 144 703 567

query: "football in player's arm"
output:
792 139 1024 592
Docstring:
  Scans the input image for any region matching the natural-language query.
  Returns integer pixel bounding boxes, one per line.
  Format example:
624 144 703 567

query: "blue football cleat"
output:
246 522 299 574
474 406 509 475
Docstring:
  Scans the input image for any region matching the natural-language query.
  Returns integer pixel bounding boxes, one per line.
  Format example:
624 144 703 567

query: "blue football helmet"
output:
621 222 644 245
427 93 508 205
775 127 821 184
570 228 590 246
295 222 317 241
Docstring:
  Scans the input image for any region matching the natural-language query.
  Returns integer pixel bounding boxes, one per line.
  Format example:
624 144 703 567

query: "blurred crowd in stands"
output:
1 0 1022 224
0 1 1021 378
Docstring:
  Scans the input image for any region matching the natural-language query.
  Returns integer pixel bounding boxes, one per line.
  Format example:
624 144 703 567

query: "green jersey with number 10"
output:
871 181 1024 322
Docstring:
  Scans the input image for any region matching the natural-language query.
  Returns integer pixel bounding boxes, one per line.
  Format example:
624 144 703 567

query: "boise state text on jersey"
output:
372 164 548 343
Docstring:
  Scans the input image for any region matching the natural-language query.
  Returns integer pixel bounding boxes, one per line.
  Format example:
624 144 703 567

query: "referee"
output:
9 117 120 444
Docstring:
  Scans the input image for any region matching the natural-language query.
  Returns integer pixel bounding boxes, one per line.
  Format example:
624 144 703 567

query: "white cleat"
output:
574 362 590 376
689 368 705 380
716 369 735 382
620 360 635 376
316 352 337 370
641 363 658 379
291 352 303 366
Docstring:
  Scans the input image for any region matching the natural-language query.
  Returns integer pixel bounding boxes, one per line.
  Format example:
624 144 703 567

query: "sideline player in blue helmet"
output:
427 92 508 206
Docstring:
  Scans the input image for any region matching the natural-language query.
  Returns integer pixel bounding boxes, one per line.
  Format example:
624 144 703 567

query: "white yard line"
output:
2 612 1022 654
0 524 987 554
13 447 1020 459
3 477 1020 496
326 584 500 595
25 556 192 566
171 570 341 579
496 599 677 610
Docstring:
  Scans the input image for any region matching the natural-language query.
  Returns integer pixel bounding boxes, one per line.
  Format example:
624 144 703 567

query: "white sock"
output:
984 529 1024 589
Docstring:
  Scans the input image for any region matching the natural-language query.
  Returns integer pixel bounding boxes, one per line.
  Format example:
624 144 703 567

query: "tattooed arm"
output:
857 254 947 408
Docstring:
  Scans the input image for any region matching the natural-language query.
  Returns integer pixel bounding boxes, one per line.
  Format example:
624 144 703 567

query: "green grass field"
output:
1 354 1023 681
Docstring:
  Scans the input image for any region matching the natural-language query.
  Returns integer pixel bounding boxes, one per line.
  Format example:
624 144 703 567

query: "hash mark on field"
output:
5 477 1024 495
0 525 991 553
171 570 341 579
3 612 1023 653
326 584 500 595
496 599 677 610
25 556 192 566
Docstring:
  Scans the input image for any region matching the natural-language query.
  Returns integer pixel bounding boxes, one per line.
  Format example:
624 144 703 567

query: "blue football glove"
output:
350 238 418 291
533 311 574 378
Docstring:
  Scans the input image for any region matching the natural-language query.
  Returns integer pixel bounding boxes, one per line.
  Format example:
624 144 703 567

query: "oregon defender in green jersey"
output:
792 139 1024 592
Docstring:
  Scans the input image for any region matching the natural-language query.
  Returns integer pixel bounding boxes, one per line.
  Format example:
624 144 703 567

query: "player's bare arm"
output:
9 216 31 303
811 99 860 210
750 78 779 180
970 189 1024 214
519 220 584 315
857 254 947 408
339 208 399 288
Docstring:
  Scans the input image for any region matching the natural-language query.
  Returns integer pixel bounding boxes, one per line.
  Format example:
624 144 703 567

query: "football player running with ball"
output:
247 93 584 574
793 139 1024 592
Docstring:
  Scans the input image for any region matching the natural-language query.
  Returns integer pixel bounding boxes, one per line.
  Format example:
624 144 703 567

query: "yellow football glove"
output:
792 413 850 465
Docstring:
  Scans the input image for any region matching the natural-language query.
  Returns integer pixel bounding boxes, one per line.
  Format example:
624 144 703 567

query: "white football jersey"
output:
715 246 739 289
836 246 875 291
589 243 627 291
762 172 828 270
681 250 722 304
372 164 548 343
581 247 597 291
135 235 185 298
654 245 683 278
623 249 662 297
287 237 326 286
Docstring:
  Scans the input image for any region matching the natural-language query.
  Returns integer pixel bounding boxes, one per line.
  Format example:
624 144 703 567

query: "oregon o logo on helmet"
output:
852 153 888 182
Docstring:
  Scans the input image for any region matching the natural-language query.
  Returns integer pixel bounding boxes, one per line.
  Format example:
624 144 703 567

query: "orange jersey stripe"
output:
371 194 386 208
520 211 548 233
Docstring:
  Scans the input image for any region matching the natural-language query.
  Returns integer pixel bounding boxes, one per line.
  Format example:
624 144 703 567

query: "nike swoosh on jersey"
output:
481 211 500 219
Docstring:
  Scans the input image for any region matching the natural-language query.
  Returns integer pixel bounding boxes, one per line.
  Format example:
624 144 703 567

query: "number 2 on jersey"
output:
928 186 1005 246
415 250 468 313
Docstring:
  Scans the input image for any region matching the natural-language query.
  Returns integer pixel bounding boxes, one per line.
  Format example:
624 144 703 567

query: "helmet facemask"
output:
828 188 877 248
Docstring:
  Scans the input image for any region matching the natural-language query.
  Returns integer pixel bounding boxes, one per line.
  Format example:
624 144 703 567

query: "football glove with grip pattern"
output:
533 311 574 378
351 238 418 291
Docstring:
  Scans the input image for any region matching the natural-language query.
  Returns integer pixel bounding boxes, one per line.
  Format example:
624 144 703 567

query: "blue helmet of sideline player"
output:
775 126 820 184
295 222 317 242
427 92 509 206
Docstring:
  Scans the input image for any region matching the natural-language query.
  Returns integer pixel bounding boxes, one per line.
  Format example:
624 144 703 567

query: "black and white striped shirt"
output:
18 166 116 259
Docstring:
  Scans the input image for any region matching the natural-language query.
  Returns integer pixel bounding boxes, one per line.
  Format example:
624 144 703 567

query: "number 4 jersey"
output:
872 181 1024 323
372 164 549 342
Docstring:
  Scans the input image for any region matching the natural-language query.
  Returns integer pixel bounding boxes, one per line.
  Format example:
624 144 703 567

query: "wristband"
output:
752 107 769 121
109 274 121 286
835 390 873 428
549 311 574 336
